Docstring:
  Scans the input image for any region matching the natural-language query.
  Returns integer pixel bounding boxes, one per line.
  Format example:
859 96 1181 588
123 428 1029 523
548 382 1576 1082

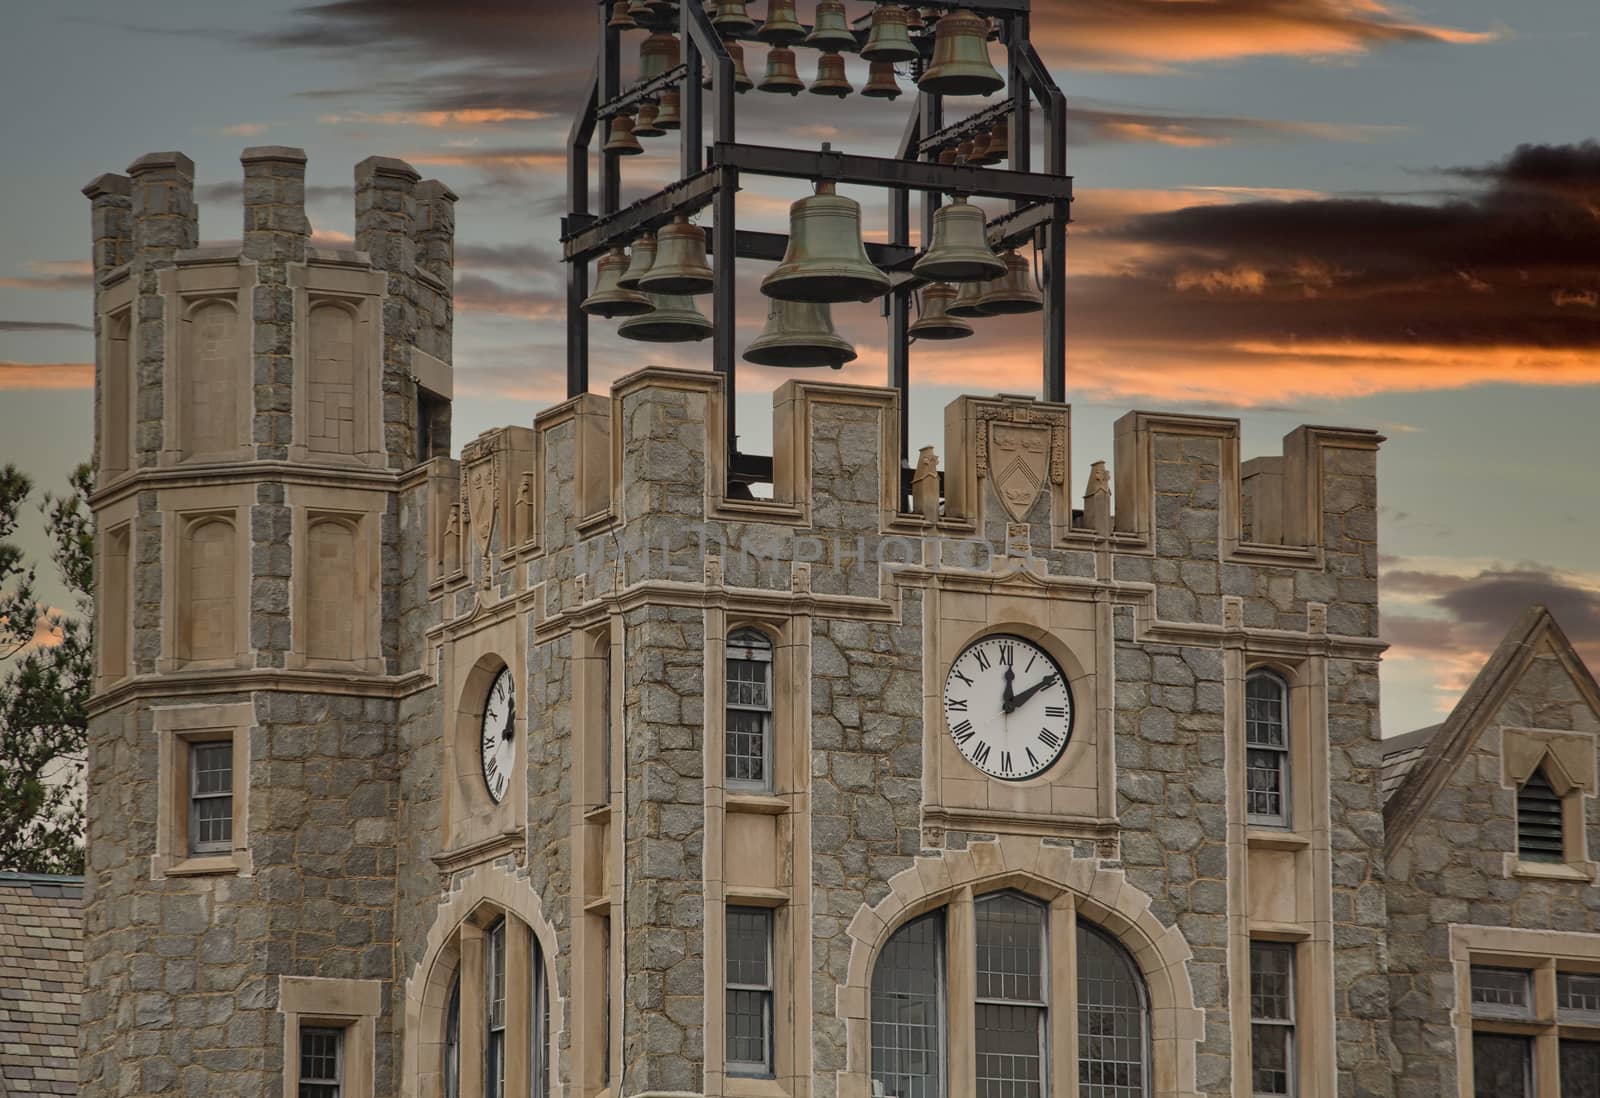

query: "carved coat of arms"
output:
988 422 1052 523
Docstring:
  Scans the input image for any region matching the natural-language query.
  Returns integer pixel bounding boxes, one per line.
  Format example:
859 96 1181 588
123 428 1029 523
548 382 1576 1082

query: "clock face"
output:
943 635 1073 781
480 666 516 803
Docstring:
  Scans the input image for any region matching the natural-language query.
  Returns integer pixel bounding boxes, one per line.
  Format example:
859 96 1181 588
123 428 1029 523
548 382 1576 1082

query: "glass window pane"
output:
1245 674 1287 747
726 906 772 1074
1471 967 1533 1020
1560 1040 1600 1098
726 987 770 1069
299 1026 342 1098
444 977 460 1098
726 908 771 988
975 1002 1044 1098
872 913 944 1098
1473 1033 1531 1098
727 657 771 708
1561 974 1600 1023
976 895 1045 1003
195 796 233 845
192 742 232 794
725 709 768 786
1077 925 1146 1098
1251 1024 1291 1096
1246 749 1286 821
1250 943 1295 1022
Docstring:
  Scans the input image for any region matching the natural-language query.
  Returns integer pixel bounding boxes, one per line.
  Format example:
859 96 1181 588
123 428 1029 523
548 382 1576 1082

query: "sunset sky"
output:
2 0 1597 734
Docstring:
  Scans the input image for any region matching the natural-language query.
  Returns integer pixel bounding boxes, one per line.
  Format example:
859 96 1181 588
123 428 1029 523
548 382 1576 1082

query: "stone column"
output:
241 146 309 462
355 155 421 466
127 152 197 467
82 173 132 279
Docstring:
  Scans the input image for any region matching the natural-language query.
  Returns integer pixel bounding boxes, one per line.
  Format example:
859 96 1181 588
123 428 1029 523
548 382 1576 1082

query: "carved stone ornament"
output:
466 458 498 561
974 405 1066 524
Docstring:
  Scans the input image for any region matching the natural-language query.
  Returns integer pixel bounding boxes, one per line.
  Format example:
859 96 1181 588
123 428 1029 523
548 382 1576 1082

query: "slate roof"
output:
1379 723 1442 804
0 872 83 1096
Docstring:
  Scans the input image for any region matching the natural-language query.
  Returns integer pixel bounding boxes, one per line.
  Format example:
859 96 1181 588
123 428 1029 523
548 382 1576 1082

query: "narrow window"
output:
1560 1040 1600 1098
1472 1033 1532 1098
1250 942 1296 1097
726 906 774 1076
298 1026 343 1098
1559 972 1600 1024
1517 767 1565 863
974 893 1047 1098
1245 671 1290 827
486 919 507 1098
1470 967 1533 1021
601 915 613 1089
725 629 774 792
871 911 946 1098
188 741 233 855
598 636 613 805
532 941 551 1098
443 975 460 1098
1078 924 1148 1098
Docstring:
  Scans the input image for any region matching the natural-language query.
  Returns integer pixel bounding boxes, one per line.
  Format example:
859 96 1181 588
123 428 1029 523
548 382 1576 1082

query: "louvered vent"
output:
1517 769 1565 863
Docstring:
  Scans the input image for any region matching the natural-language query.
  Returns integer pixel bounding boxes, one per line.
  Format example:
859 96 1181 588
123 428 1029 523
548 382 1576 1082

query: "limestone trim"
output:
150 701 254 879
1447 924 1600 1098
278 976 382 1098
154 483 254 672
94 493 137 693
286 484 386 674
836 836 1203 1098
289 261 387 466
158 258 255 466
97 298 135 485
89 459 407 510
402 864 565 1098
440 619 527 859
1499 727 1597 881
85 666 432 716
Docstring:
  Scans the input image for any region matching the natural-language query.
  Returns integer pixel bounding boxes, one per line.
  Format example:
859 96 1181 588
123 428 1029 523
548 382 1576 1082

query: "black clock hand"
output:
1001 667 1015 712
502 696 516 741
1007 673 1058 713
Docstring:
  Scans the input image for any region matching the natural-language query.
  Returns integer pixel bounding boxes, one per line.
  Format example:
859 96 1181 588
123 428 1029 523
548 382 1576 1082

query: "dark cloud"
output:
1068 103 1382 147
453 274 563 319
195 181 354 205
0 320 91 333
455 243 562 275
1384 565 1600 667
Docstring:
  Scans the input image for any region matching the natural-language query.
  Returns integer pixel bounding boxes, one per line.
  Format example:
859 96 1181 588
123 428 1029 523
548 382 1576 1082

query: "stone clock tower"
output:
82 150 1396 1098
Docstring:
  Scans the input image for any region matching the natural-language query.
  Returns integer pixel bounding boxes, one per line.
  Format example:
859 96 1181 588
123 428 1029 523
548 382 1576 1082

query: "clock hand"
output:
502 697 516 741
1002 667 1015 712
1007 673 1058 712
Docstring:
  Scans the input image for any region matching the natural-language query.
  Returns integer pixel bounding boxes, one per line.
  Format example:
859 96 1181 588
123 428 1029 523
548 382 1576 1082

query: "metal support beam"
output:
712 142 1073 202
565 64 598 397
562 169 719 261
600 15 620 216
714 168 738 457
597 64 689 121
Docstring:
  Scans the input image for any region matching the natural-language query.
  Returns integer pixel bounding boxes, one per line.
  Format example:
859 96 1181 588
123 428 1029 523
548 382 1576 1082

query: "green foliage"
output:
0 462 93 874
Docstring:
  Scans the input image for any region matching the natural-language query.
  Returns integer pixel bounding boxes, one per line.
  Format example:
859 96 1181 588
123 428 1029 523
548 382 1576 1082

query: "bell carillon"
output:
562 0 1075 470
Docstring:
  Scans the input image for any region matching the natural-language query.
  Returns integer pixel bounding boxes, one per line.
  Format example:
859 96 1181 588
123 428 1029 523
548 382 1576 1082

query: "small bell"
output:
946 277 992 318
957 138 975 163
604 114 644 156
904 5 924 30
761 180 891 303
759 48 805 94
703 41 754 92
655 88 683 129
711 0 755 34
743 300 857 369
582 248 654 319
617 294 714 343
628 0 655 26
976 117 1008 165
757 0 807 44
646 0 678 25
937 146 959 166
913 196 1005 282
908 282 974 340
861 60 902 99
977 250 1042 315
640 31 681 82
862 5 919 63
805 0 858 52
918 8 1005 97
608 1 637 30
967 129 993 165
809 51 852 98
616 233 657 290
634 100 666 137
639 214 714 295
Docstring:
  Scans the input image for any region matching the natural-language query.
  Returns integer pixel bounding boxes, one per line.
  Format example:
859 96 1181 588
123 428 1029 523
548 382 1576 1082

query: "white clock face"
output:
480 666 516 803
943 635 1073 781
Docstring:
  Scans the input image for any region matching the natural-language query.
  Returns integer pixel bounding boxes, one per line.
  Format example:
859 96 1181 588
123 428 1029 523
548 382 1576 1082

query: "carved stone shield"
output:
467 460 497 557
988 421 1051 522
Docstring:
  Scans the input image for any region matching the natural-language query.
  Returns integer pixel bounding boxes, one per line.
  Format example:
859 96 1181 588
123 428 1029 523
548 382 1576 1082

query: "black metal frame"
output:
563 0 1071 472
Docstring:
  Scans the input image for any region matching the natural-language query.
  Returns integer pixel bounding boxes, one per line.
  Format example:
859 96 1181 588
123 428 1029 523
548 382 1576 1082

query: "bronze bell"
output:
639 214 714 295
609 1 637 30
703 41 754 92
757 0 806 44
975 117 1008 165
634 100 666 137
957 138 975 163
809 51 852 97
861 59 902 99
616 233 657 290
977 249 1042 314
946 277 992 318
759 48 805 94
862 4 919 62
617 294 714 343
937 146 958 166
640 32 681 82
762 180 891 303
744 299 857 369
628 0 655 25
604 114 644 156
908 282 974 340
646 0 678 26
905 5 924 30
582 248 654 319
967 129 993 164
919 8 1005 97
711 0 755 35
655 89 683 129
913 196 1005 282
806 0 858 52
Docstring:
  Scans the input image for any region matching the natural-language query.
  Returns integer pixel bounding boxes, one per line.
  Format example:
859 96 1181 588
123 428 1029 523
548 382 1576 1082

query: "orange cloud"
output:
321 108 549 128
0 362 94 391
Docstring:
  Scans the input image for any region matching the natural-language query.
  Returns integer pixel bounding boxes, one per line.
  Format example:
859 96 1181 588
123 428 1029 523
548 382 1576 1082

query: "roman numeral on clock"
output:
1000 750 1013 775
1044 705 1065 718
971 741 992 767
973 649 991 671
946 697 968 713
998 643 1013 667
1039 727 1061 750
951 720 975 744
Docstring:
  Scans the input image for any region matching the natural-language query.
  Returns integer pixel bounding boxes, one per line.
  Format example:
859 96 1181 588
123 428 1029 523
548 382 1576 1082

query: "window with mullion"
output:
1560 1039 1600 1098
1472 1033 1532 1098
444 976 460 1098
726 906 774 1076
1245 672 1290 827
298 1026 343 1098
486 919 507 1098
871 912 946 1098
1078 925 1147 1098
975 894 1047 1098
726 630 775 792
1250 942 1296 1098
188 740 234 854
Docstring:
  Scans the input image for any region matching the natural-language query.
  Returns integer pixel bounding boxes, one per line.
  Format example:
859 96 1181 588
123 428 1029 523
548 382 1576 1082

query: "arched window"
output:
443 975 460 1098
434 910 550 1098
1517 767 1565 863
870 898 1151 1098
726 628 775 792
306 518 358 661
1245 670 1291 827
306 302 358 456
181 516 235 664
181 299 239 458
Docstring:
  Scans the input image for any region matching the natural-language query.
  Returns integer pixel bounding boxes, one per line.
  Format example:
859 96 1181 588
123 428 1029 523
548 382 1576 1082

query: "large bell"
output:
656 89 682 129
702 41 754 92
912 196 1004 282
617 294 713 343
609 1 637 30
805 0 858 52
978 250 1042 314
862 5 919 62
946 277 992 318
616 233 656 290
809 51 852 97
761 180 891 303
744 300 857 369
862 59 902 99
639 215 714 295
757 0 806 44
908 282 974 340
582 248 654 319
711 0 755 34
918 8 1005 97
604 114 644 156
634 99 666 137
760 48 805 94
640 32 681 82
